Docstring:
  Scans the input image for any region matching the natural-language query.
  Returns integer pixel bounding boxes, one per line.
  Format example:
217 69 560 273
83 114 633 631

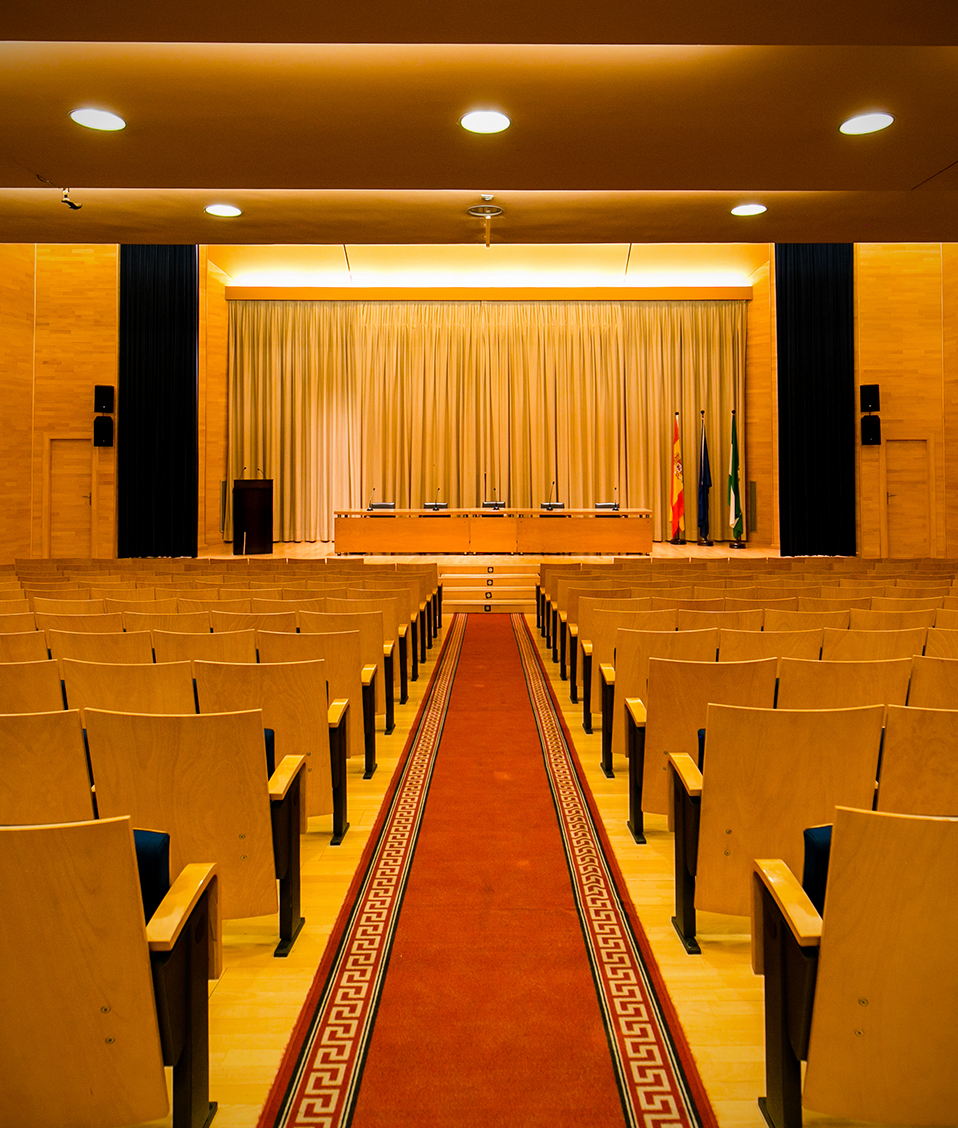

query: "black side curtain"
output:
775 244 856 557
117 245 199 558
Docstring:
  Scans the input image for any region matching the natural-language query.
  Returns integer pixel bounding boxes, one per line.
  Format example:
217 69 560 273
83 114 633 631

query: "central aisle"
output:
350 612 623 1126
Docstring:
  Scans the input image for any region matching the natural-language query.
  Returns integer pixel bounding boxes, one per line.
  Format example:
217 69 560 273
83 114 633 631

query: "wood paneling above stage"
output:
334 510 653 555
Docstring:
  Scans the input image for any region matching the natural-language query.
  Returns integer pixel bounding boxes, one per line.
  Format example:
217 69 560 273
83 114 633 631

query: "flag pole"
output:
728 408 746 549
697 409 713 546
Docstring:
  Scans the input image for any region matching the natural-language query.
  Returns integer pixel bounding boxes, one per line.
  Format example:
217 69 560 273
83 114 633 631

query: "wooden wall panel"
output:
855 244 945 558
0 245 36 562
744 254 778 546
199 254 231 550
942 244 958 557
32 246 118 558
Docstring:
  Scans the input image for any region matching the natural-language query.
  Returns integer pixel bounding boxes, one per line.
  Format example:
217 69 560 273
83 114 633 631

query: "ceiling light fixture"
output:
460 110 510 134
70 108 126 131
205 204 243 217
839 112 894 135
730 203 767 216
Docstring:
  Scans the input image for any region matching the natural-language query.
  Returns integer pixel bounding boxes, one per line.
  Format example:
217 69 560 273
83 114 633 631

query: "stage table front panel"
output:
334 510 652 555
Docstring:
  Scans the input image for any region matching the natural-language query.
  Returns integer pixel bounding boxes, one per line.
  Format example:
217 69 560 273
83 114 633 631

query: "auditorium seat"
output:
47 628 154 664
753 806 958 1127
0 630 47 662
257 628 372 778
821 626 927 661
0 659 64 712
923 627 958 660
153 628 257 663
210 609 298 634
0 709 94 823
877 703 958 815
35 611 124 635
123 610 212 634
61 658 196 717
104 596 179 615
194 658 348 836
669 703 884 953
763 608 850 630
716 628 822 662
903 654 958 709
84 707 305 956
776 657 912 711
0 816 219 1128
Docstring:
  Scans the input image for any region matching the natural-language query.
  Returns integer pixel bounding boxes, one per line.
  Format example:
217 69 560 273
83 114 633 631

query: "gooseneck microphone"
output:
367 486 376 511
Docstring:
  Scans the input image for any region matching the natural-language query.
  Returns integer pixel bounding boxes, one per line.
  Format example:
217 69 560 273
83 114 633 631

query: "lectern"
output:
233 479 273 555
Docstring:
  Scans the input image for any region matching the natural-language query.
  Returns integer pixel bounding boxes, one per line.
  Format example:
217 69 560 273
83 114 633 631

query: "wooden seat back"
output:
257 629 364 764
848 607 938 631
610 626 714 764
0 709 94 823
722 596 799 612
153 629 257 664
776 657 912 710
676 609 764 631
210 610 298 634
763 608 851 631
36 611 124 636
696 704 884 917
0 597 29 615
194 659 332 817
0 659 64 712
643 657 778 815
877 704 958 816
801 806 958 1123
0 611 37 634
577 598 656 699
717 628 823 662
905 654 958 709
47 629 154 664
923 627 958 660
31 596 105 615
327 596 401 653
798 595 872 612
123 610 212 634
61 658 196 718
821 626 927 661
0 817 170 1126
300 610 387 715
85 708 277 919
178 596 253 613
869 594 944 612
104 596 179 615
0 631 47 662
652 595 726 612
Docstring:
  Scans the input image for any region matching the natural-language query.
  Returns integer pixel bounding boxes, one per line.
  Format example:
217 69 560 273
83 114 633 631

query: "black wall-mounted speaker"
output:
861 415 882 446
93 416 114 447
94 384 115 413
860 384 880 413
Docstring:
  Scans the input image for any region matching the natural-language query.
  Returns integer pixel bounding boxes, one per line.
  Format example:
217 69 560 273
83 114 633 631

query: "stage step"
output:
439 564 538 614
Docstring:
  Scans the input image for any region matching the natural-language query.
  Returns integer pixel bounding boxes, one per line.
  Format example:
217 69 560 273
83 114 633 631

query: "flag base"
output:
669 536 687 546
697 537 714 547
729 539 747 550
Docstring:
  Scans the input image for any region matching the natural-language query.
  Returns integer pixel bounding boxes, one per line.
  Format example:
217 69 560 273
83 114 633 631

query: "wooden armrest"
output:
754 859 822 948
146 862 216 952
569 624 578 638
600 663 615 686
398 624 407 639
328 698 349 728
667 752 702 798
361 663 377 687
624 697 647 727
384 641 394 659
269 754 306 801
582 640 593 657
559 611 568 624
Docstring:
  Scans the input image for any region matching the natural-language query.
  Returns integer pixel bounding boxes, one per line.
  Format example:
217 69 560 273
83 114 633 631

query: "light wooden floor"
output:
149 543 886 1128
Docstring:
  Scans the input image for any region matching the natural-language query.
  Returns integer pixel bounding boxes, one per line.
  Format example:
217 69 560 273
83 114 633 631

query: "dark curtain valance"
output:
775 244 856 557
117 245 199 558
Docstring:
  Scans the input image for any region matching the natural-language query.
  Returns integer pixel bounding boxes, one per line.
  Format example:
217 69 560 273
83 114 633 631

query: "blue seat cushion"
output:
264 727 275 777
802 824 833 916
133 828 171 922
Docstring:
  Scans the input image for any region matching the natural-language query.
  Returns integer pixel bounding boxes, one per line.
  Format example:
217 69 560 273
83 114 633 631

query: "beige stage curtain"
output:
228 299 746 543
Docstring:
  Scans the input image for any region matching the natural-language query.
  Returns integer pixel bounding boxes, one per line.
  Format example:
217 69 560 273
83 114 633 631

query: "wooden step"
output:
440 563 540 575
443 599 534 614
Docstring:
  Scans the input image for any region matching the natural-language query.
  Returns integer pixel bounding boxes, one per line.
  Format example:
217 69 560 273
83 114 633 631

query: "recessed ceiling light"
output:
460 110 511 134
205 204 243 217
70 108 126 131
731 203 767 216
840 112 894 135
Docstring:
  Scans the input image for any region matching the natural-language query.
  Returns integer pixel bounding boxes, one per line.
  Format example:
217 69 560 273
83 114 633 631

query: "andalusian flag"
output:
670 413 685 541
728 410 744 541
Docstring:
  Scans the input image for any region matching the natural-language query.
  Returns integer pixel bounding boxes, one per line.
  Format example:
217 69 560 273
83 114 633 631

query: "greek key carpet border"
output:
511 613 712 1128
267 612 468 1128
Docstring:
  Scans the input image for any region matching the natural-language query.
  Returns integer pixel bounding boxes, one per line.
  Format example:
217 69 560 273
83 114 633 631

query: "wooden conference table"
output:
334 508 653 555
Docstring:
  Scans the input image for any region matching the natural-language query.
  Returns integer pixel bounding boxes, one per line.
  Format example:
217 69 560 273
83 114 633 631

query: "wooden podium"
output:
232 479 273 555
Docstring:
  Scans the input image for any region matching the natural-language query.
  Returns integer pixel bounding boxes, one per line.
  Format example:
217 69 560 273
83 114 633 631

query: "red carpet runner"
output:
259 614 716 1128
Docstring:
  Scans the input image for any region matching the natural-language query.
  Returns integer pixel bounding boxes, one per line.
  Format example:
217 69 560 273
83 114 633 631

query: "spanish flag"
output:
670 413 685 541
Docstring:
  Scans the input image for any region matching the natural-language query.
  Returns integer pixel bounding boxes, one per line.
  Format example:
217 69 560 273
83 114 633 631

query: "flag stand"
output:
696 410 713 546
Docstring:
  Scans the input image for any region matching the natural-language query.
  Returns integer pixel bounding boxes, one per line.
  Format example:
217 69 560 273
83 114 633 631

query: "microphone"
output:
367 486 376 511
436 487 441 503
613 485 619 511
256 467 263 478
547 480 555 507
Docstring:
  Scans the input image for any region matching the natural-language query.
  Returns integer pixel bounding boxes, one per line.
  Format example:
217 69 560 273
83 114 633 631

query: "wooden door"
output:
45 436 93 556
885 437 934 558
